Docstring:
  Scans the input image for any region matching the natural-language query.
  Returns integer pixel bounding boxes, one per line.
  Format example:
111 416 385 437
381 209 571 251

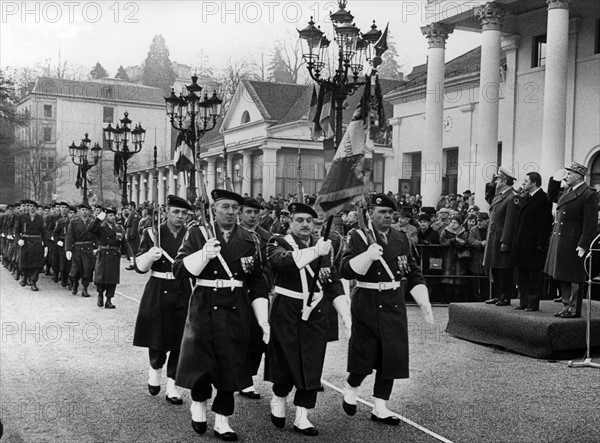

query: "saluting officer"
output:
266 203 351 436
237 196 271 400
483 167 520 306
340 193 433 425
172 189 269 441
14 200 48 291
89 207 133 309
133 195 193 405
52 203 73 288
65 203 96 297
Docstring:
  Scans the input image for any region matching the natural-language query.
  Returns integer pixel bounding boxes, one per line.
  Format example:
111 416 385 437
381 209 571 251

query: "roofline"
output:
16 91 165 109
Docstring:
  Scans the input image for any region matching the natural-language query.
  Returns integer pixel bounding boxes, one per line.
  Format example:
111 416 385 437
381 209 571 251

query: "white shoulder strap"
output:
284 234 321 293
198 225 234 280
353 229 395 281
148 228 174 264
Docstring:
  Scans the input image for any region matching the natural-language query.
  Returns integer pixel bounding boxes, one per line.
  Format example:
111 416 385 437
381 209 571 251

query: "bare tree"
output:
215 58 261 115
268 36 305 84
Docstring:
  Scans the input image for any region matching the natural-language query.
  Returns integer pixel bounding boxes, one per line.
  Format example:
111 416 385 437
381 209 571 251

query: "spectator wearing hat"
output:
391 207 418 245
14 200 48 291
545 163 599 318
432 208 451 235
340 193 433 426
483 167 520 306
439 214 469 303
133 195 194 405
511 172 553 311
270 209 291 235
416 213 442 299
89 207 133 309
65 203 97 297
467 212 490 301
173 189 269 440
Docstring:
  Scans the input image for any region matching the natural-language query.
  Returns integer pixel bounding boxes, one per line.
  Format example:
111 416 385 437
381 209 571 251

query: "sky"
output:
0 1 481 79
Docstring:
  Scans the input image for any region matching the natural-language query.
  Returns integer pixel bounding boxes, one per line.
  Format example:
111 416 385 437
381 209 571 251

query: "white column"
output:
475 2 505 208
420 22 454 206
227 156 234 188
177 171 186 198
261 147 278 199
168 166 176 196
147 170 154 204
205 157 216 194
241 151 252 196
500 35 521 169
158 168 166 204
564 17 581 167
139 172 147 204
131 175 139 205
540 0 571 175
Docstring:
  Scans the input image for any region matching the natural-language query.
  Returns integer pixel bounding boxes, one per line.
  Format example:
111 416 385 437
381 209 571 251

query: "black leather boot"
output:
105 297 115 309
81 286 90 297
97 292 104 307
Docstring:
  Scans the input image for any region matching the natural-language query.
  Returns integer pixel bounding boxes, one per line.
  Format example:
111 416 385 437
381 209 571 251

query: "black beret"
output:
369 193 397 211
28 200 39 207
59 201 70 207
418 213 431 222
167 194 193 210
211 189 244 206
78 203 91 210
105 207 117 215
69 206 77 212
287 202 318 218
42 205 50 210
241 197 263 210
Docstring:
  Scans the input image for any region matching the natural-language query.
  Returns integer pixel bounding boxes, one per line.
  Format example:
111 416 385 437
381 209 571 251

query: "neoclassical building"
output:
385 0 600 208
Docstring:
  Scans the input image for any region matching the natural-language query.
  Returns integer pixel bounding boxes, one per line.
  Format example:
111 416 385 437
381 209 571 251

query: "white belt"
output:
356 281 401 291
151 271 175 280
274 286 322 300
196 279 244 288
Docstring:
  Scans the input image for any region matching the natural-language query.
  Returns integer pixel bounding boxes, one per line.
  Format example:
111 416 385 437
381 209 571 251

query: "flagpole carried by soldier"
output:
65 203 96 297
14 200 48 291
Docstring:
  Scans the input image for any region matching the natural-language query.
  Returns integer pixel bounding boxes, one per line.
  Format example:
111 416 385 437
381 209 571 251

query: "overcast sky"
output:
1 1 480 78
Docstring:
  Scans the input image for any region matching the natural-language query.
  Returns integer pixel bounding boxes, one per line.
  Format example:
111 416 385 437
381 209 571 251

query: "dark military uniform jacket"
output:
133 223 192 351
173 223 268 391
14 212 48 269
266 233 344 390
340 227 425 380
483 187 519 269
89 217 133 285
65 216 97 278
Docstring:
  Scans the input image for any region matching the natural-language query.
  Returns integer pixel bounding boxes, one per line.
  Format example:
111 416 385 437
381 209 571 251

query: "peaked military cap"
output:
167 194 193 210
565 161 588 176
369 193 397 211
494 166 516 181
211 189 244 206
287 202 318 219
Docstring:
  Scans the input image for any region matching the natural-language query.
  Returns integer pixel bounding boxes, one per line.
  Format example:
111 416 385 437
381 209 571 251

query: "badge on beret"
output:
376 198 382 204
290 204 297 212
514 197 520 205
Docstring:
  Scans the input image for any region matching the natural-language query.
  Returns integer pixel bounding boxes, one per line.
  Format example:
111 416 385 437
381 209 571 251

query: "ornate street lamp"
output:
298 0 383 148
164 75 222 202
69 133 102 205
103 111 146 206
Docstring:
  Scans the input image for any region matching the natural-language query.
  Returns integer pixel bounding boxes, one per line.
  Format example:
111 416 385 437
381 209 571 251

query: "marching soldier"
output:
14 200 48 291
483 167 520 306
11 201 26 281
172 189 269 441
339 193 434 425
89 207 133 309
53 203 73 288
133 195 193 405
125 202 141 267
266 203 351 436
47 202 63 282
237 196 271 400
65 203 96 297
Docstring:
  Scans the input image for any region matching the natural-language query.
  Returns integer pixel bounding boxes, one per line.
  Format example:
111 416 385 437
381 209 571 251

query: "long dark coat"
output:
66 217 97 280
89 218 133 285
511 189 553 270
439 225 469 285
483 188 519 269
340 228 425 380
467 226 488 275
125 211 141 254
133 223 192 351
544 179 599 282
14 212 47 269
173 223 268 392
53 217 71 274
266 233 344 390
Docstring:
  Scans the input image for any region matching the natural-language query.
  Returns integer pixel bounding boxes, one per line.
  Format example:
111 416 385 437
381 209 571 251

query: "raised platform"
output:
445 300 600 359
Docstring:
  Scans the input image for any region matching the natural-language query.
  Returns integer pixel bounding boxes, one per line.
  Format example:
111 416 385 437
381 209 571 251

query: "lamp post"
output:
164 75 222 202
298 0 382 149
103 112 146 207
68 133 102 206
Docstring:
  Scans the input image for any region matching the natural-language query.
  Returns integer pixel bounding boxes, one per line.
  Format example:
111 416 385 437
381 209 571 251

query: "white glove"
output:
410 284 434 325
97 211 106 221
1 233 5 237
252 298 270 344
292 247 320 269
136 246 162 272
50 236 55 241
57 241 64 247
315 238 332 257
18 239 24 246
44 247 48 257
349 243 383 275
576 246 585 258
333 295 352 333
183 238 221 276
66 251 72 261
553 169 567 181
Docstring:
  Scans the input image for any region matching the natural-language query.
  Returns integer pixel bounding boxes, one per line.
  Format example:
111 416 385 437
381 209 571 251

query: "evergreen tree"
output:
115 65 129 81
376 31 405 80
90 62 109 79
267 38 304 84
142 35 176 94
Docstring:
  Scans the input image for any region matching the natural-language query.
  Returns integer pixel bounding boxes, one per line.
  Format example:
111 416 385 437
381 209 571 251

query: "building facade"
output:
386 0 600 208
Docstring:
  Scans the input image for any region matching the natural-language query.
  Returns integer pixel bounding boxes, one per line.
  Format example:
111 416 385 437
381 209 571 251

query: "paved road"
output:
1 263 599 442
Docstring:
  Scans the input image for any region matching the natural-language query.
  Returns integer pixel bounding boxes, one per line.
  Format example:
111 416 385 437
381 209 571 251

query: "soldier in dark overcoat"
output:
483 167 519 306
133 195 193 405
125 203 141 262
89 207 133 309
52 203 73 288
172 189 269 441
266 203 349 436
65 203 97 297
47 202 63 282
14 200 48 291
237 196 271 400
511 172 553 311
339 193 433 425
545 163 600 318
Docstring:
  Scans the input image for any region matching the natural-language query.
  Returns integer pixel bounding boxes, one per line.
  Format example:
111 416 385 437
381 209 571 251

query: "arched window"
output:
589 148 600 188
241 111 251 124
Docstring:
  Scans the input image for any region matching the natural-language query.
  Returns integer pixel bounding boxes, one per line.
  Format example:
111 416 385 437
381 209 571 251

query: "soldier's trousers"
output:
347 372 394 401
22 268 40 284
191 374 234 416
96 283 116 298
273 383 318 409
149 349 180 379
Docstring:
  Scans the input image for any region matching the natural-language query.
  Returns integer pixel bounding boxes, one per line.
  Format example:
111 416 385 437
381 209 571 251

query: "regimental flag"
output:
308 85 322 141
319 84 334 140
375 23 389 57
113 155 124 185
173 132 195 173
307 84 334 142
